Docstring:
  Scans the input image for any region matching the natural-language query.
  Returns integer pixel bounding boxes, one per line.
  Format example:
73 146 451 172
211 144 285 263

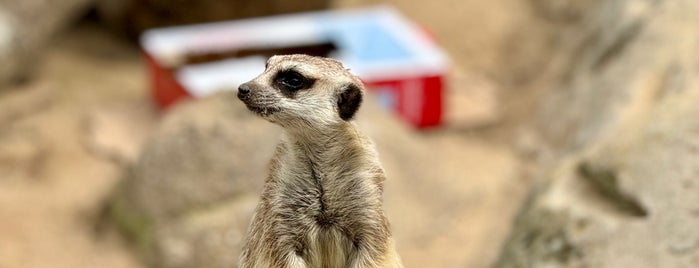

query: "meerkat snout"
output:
237 54 364 126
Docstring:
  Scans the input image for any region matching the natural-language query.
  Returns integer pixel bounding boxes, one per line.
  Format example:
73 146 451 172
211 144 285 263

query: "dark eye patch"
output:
274 69 315 97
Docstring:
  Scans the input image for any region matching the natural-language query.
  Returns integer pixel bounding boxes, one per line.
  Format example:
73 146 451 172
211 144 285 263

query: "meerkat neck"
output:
279 120 381 196
284 121 360 149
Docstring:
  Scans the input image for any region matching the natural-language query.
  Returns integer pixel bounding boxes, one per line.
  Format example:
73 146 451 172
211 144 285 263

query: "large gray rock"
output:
110 92 279 268
496 0 699 267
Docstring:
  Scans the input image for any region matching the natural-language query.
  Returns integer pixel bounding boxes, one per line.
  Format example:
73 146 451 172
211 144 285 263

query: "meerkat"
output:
236 54 403 268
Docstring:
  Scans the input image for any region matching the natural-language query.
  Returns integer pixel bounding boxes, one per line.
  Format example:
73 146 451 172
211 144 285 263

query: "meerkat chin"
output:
236 54 403 268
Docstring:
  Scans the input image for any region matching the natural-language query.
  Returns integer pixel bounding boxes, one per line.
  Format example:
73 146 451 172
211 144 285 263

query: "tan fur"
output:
236 55 403 268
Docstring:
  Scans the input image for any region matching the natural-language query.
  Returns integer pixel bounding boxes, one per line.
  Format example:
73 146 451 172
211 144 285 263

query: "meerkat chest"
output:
274 150 358 266
275 152 335 212
273 146 371 222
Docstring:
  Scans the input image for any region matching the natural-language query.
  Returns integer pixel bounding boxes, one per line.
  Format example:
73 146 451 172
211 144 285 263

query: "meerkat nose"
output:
238 83 251 99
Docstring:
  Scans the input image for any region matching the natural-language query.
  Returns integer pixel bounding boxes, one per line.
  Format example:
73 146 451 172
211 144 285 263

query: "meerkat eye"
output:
275 70 308 91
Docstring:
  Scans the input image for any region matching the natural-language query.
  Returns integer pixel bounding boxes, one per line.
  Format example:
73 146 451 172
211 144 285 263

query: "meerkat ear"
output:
337 83 363 121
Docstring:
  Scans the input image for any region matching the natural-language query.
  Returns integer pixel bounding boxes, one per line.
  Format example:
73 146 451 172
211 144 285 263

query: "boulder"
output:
109 91 278 268
496 0 699 267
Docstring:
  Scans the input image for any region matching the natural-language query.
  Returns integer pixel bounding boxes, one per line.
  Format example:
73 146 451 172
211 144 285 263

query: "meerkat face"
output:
237 54 364 128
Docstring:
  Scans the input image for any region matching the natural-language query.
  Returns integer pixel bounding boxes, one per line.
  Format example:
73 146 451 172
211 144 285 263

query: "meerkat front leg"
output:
348 231 403 268
283 252 308 268
348 244 392 268
348 247 378 268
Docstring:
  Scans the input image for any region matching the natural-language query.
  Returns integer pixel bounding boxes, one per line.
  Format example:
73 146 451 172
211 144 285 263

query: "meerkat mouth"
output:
244 104 281 117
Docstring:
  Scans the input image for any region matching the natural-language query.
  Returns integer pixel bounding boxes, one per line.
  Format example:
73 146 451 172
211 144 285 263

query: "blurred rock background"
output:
496 0 699 267
1 0 697 268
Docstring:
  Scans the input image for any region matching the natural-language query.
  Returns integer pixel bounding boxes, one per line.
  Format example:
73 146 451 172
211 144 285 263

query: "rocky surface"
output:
495 0 699 267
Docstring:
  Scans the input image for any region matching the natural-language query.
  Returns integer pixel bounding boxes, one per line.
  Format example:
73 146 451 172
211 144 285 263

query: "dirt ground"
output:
0 1 544 267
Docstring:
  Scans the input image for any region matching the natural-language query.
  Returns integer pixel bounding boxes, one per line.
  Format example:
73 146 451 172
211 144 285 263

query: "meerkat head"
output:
237 54 364 129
